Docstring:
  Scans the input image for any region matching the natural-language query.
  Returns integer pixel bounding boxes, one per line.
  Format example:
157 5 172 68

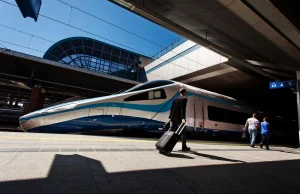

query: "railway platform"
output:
0 132 300 193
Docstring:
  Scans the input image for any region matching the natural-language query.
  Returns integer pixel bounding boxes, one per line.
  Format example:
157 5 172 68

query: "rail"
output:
152 37 187 60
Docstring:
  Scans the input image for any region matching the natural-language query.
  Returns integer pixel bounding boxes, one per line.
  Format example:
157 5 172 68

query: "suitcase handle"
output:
175 122 186 135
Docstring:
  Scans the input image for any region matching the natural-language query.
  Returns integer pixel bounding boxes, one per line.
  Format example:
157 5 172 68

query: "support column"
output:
27 85 46 113
296 71 300 147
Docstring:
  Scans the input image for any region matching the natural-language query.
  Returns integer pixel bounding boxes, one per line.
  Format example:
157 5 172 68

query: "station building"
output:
43 37 152 82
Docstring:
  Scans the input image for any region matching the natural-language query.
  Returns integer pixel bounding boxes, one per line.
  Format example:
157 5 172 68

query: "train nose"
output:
19 114 33 131
19 112 44 132
19 119 30 132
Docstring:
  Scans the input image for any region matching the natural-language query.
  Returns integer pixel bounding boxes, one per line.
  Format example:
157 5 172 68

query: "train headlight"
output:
46 103 77 113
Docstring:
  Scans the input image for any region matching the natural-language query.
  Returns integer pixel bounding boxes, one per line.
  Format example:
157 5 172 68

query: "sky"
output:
0 0 181 58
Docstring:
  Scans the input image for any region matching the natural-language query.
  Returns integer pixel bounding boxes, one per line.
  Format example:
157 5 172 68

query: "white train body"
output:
20 80 255 135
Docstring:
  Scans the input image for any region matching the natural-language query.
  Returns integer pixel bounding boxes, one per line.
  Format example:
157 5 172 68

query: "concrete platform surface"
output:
0 132 300 194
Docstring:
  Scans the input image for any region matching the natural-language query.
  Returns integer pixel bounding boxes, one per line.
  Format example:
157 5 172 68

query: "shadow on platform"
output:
167 153 195 159
189 151 245 163
0 154 300 193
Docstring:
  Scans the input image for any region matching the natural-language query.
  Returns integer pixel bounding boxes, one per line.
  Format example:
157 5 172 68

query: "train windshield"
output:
124 80 174 93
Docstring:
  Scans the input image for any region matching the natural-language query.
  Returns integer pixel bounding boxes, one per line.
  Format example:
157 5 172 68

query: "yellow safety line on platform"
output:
0 135 154 143
0 135 246 146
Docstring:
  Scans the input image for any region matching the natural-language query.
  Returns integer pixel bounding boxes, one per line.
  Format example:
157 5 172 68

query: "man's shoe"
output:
266 147 270 150
260 144 263 149
251 145 255 148
182 147 191 151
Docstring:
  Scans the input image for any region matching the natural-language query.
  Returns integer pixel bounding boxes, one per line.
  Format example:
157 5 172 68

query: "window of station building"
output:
61 42 72 50
111 55 120 63
121 51 129 58
102 53 111 61
103 45 112 53
62 57 71 64
112 48 121 56
111 67 118 73
103 65 109 71
91 58 97 63
94 43 103 51
118 64 125 70
90 61 96 68
119 58 128 66
124 89 167 102
111 62 118 69
75 47 84 54
93 49 102 57
83 40 94 48
70 54 78 59
84 47 93 55
71 40 82 47
129 53 137 61
207 106 251 125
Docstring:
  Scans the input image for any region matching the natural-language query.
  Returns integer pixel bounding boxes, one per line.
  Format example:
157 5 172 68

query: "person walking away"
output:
244 113 260 147
169 88 190 151
260 117 270 150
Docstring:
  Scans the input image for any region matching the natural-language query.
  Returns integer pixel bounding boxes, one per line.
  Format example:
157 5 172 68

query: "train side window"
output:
154 91 161 98
124 89 167 101
208 106 251 125
124 80 174 93
148 91 154 100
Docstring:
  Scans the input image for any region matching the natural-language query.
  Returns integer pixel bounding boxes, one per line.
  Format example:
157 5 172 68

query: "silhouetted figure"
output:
260 117 270 150
169 88 190 151
244 113 260 147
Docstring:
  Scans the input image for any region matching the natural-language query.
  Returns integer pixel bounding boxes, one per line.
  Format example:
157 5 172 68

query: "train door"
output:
194 100 204 130
103 102 121 126
88 108 104 123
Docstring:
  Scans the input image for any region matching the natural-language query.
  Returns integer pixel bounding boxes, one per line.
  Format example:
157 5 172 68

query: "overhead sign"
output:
269 80 296 89
15 0 42 21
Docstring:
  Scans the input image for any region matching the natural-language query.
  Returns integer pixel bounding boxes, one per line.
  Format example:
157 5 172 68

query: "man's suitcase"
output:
155 122 186 155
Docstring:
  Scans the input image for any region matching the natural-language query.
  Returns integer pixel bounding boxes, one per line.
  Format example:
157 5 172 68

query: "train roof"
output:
124 80 174 93
122 80 251 108
181 83 237 101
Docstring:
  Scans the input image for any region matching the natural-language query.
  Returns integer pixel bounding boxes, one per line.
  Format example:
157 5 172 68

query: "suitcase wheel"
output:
159 150 170 156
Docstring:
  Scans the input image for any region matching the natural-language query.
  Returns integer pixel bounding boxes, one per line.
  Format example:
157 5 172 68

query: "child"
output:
260 117 270 150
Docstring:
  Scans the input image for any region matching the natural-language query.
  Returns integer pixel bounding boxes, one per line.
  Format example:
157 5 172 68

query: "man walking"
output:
244 113 260 147
169 88 190 151
260 117 270 150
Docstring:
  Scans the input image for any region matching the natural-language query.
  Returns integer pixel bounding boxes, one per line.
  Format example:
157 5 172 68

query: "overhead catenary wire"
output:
0 0 151 56
0 39 45 53
57 0 166 49
56 0 208 66
0 36 10 58
0 41 8 50
38 13 151 57
0 24 54 56
0 0 209 73
0 24 55 43
0 23 197 73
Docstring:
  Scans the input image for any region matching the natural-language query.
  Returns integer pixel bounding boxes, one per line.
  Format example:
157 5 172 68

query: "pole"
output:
296 71 300 147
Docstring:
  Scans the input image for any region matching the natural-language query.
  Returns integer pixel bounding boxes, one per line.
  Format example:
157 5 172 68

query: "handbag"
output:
241 130 249 139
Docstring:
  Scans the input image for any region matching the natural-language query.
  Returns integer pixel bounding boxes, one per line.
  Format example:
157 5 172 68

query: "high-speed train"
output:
20 80 258 135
